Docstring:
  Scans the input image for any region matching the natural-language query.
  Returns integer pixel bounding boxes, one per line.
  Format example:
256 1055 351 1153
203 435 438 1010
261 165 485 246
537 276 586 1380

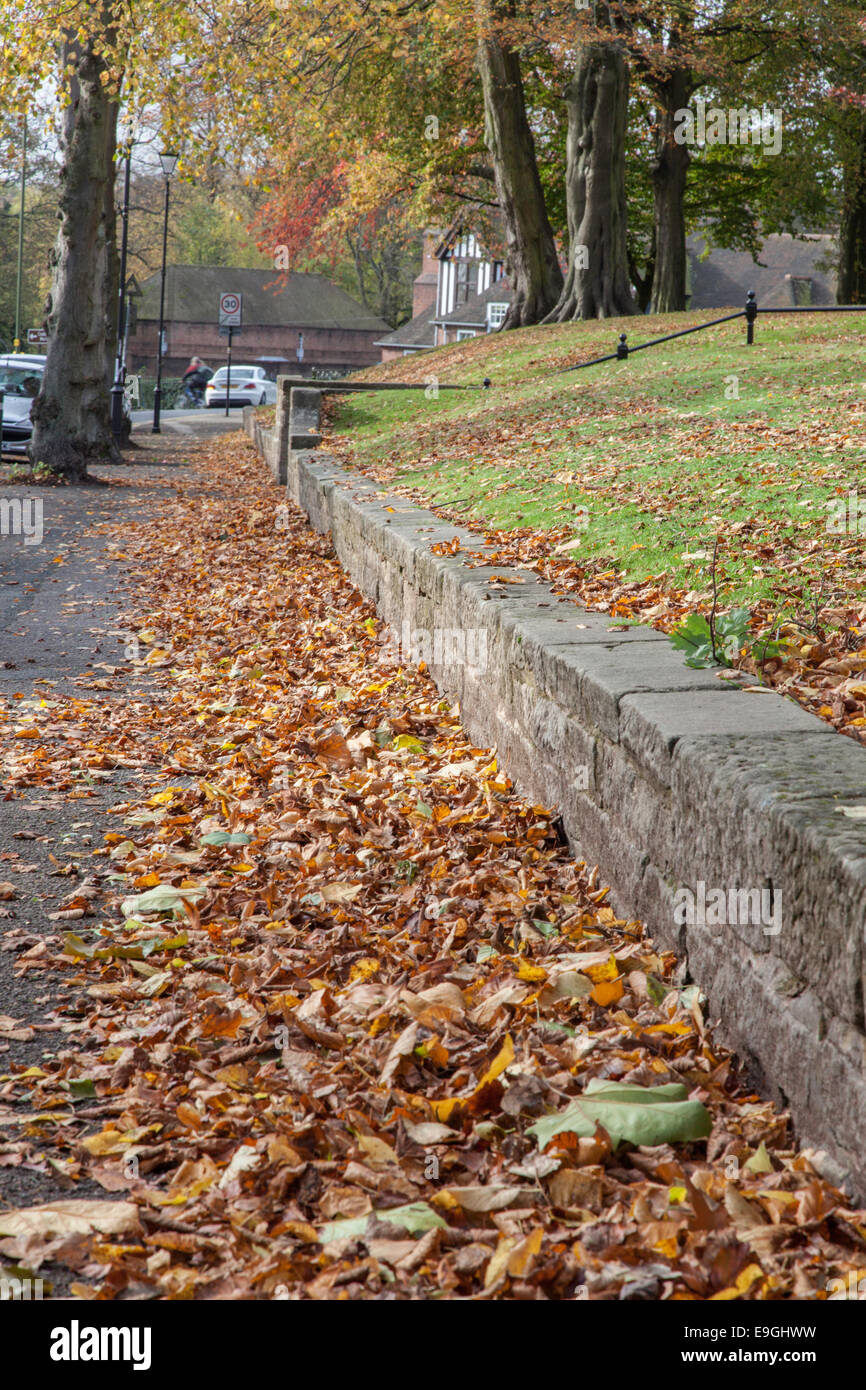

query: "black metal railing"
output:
280 291 866 398
278 374 491 394
560 290 866 372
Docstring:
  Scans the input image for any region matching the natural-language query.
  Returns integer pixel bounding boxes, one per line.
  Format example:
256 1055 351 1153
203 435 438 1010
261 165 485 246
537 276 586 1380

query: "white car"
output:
205 365 277 408
0 354 46 455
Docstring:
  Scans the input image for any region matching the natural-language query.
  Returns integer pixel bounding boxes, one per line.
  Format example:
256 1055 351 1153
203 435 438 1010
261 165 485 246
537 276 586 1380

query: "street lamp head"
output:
158 150 179 179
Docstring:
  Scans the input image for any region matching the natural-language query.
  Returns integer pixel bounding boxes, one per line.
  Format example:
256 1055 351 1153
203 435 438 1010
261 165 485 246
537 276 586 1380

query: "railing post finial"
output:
745 290 758 345
616 333 629 361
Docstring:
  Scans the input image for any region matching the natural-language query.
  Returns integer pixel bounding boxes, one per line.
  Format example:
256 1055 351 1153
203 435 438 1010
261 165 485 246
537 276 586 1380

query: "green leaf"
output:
669 612 712 656
65 1079 96 1100
319 1201 446 1244
393 734 424 754
121 885 206 917
532 918 559 939
526 1079 712 1152
715 607 751 644
646 974 667 1006
745 1141 773 1174
669 612 725 669
200 831 251 847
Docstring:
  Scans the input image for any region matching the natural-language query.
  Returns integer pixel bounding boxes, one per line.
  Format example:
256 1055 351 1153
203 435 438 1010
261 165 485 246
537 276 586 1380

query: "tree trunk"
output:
838 107 866 305
650 68 691 313
629 228 655 314
546 16 635 321
30 29 120 479
475 0 562 327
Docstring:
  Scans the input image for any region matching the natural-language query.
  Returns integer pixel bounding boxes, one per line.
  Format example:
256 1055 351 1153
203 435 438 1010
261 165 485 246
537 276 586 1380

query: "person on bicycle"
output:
181 358 210 407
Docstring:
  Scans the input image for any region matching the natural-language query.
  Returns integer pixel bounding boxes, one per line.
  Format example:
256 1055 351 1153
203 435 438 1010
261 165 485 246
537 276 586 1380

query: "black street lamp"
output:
110 137 133 442
151 150 178 435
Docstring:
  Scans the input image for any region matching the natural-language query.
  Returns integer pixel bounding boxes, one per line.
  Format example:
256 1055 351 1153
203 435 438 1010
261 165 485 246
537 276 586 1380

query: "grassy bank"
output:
325 310 866 738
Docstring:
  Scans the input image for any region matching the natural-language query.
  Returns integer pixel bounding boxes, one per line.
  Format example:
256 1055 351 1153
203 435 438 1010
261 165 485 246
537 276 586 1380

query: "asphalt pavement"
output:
130 407 248 438
0 441 211 1228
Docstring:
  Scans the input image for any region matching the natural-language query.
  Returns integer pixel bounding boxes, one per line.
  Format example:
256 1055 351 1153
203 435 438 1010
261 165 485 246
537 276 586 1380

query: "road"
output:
130 407 248 438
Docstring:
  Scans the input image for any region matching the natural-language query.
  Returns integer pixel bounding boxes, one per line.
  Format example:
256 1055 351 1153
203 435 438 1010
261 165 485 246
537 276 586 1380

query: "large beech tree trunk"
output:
839 107 866 304
546 14 635 321
30 30 120 479
475 0 562 327
650 67 691 313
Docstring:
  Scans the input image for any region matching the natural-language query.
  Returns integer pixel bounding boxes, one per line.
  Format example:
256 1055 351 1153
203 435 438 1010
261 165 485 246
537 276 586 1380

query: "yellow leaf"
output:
429 1097 461 1123
711 1264 765 1300
349 957 379 983
475 1034 515 1090
485 1228 543 1286
148 788 183 806
583 954 619 984
516 961 548 982
654 1236 679 1258
81 1132 131 1156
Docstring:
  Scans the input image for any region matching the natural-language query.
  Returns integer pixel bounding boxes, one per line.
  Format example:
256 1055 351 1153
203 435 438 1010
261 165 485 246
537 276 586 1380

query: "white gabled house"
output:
377 223 511 360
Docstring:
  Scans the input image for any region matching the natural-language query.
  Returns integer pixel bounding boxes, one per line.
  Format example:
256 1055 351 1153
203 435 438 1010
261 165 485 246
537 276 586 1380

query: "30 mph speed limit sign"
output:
218 292 242 329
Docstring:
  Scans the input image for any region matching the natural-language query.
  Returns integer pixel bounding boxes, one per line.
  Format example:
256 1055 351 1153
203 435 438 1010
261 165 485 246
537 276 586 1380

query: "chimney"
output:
412 228 441 318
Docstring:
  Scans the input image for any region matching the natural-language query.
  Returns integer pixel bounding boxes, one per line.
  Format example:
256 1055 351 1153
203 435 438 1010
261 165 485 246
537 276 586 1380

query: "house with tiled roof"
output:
686 232 836 308
128 266 389 377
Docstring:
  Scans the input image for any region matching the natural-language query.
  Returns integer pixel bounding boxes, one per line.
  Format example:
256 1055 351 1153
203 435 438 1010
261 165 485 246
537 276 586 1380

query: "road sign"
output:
218 292 242 329
26 328 47 345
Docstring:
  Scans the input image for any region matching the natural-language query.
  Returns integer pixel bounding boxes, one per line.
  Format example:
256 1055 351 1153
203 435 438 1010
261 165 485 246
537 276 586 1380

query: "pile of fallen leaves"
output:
1 437 865 1301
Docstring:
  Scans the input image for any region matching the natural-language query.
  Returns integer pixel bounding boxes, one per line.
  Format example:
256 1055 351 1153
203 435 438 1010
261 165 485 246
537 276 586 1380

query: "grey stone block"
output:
620 689 825 786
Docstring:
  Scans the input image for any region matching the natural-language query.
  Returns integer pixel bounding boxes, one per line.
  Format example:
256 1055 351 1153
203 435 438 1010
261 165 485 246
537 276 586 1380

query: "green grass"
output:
328 311 866 618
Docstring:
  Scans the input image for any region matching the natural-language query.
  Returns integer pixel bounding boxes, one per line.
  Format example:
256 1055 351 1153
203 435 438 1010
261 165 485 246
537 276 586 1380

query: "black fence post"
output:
616 333 629 360
745 290 758 346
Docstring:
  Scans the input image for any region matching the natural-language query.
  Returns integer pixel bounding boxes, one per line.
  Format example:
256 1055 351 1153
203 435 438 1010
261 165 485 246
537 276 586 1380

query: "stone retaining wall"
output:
244 388 866 1194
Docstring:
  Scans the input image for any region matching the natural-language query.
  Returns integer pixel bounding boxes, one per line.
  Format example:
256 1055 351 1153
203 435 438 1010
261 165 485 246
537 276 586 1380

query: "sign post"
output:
218 294 242 417
225 327 234 417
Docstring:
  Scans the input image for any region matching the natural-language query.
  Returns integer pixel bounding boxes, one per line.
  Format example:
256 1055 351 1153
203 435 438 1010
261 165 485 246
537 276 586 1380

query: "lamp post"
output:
151 150 178 434
13 115 27 353
110 138 133 441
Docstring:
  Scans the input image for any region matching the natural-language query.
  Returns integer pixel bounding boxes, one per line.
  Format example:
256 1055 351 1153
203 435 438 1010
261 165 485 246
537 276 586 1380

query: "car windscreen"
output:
212 368 257 381
0 367 42 396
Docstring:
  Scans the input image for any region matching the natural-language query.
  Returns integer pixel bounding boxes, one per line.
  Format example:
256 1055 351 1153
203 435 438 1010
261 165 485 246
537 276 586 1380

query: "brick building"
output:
127 265 389 377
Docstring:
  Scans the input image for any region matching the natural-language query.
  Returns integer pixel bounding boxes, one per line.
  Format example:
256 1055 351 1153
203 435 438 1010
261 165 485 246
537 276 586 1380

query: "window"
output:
456 330 475 341
0 366 42 395
455 260 478 304
486 302 509 331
